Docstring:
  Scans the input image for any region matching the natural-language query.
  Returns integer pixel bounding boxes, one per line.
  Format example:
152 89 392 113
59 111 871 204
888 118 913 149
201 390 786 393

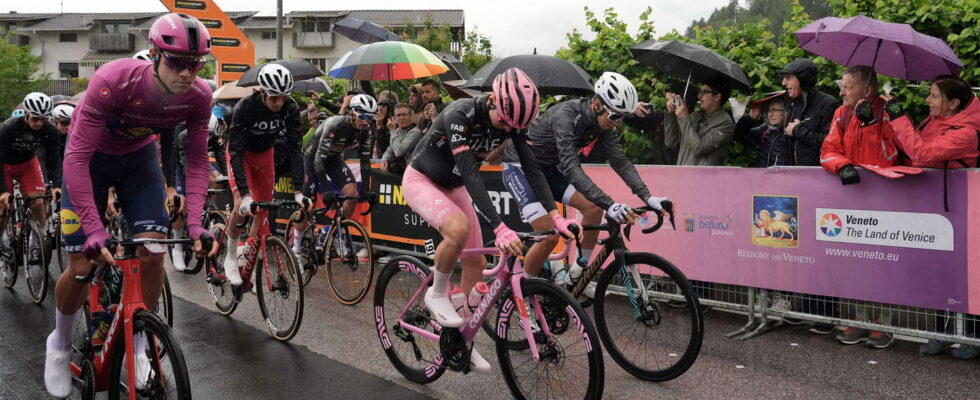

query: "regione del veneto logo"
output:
814 208 954 251
752 195 799 249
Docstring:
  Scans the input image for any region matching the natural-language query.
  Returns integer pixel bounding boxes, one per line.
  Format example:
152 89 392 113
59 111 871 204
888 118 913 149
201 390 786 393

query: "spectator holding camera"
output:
664 78 735 166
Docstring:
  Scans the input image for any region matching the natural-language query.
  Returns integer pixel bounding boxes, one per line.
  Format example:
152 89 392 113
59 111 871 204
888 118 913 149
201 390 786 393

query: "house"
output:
0 9 465 94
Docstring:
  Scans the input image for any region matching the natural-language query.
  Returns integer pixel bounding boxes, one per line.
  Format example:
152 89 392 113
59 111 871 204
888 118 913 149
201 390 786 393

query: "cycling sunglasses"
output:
355 112 375 121
160 53 206 74
603 105 626 122
56 119 71 126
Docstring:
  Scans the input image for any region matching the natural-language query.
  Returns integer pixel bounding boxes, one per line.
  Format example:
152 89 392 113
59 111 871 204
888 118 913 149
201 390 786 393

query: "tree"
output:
461 29 494 73
400 18 453 54
0 32 49 116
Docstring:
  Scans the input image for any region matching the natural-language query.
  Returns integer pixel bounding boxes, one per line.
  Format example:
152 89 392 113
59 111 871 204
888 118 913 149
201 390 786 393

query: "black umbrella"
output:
462 54 594 96
334 16 403 44
294 77 333 94
237 59 325 88
630 39 751 94
432 51 471 82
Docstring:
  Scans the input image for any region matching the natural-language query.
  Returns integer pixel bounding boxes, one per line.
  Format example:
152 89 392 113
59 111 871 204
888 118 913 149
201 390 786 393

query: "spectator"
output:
820 65 898 348
821 65 900 185
378 90 399 104
302 109 325 148
419 79 447 112
779 58 840 165
886 75 980 168
381 103 422 175
373 102 392 158
734 93 794 167
306 90 343 115
664 78 736 166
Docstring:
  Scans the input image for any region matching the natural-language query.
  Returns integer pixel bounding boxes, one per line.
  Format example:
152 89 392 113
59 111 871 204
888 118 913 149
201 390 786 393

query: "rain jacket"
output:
664 108 735 166
820 97 900 174
891 95 980 169
780 58 840 166
734 115 793 167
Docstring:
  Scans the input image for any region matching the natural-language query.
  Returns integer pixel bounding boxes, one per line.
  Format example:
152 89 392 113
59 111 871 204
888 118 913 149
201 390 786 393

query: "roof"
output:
4 9 464 31
14 13 158 31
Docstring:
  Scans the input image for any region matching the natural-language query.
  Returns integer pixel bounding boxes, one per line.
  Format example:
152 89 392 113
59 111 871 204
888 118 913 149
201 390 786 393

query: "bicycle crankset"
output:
438 327 469 372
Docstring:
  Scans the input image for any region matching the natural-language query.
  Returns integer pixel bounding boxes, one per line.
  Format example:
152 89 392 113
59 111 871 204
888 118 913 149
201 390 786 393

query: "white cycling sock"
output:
292 228 303 252
50 310 78 351
431 270 452 298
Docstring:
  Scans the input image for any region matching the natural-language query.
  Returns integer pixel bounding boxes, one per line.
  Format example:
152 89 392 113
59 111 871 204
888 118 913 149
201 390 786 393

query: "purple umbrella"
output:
795 15 962 81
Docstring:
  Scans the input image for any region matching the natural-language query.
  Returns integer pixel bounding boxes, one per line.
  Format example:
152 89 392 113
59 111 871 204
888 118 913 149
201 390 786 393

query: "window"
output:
101 22 131 34
300 17 331 33
305 58 327 72
59 63 79 79
261 31 277 40
59 33 77 42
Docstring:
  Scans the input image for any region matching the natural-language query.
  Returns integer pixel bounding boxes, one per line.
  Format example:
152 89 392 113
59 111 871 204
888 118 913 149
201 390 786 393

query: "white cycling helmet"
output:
594 71 638 115
133 49 153 61
349 94 378 115
23 92 53 118
257 64 293 96
52 103 75 120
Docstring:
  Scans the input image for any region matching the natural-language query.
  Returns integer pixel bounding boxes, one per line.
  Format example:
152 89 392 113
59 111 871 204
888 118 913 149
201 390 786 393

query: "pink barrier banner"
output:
580 165 976 314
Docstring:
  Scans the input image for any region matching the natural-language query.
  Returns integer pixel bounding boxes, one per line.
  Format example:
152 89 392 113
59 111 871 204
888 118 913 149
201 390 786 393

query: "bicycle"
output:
206 200 304 341
0 184 52 304
44 188 68 275
168 177 231 275
68 235 209 400
101 195 174 327
286 193 375 305
553 202 704 382
374 229 604 399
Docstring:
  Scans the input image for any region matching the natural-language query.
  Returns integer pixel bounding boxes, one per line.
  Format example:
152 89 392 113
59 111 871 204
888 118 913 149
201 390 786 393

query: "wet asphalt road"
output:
2 259 979 399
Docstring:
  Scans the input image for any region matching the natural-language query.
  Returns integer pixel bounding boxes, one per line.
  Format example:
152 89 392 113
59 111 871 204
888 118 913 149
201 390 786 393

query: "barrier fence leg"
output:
727 287 758 338
737 289 789 341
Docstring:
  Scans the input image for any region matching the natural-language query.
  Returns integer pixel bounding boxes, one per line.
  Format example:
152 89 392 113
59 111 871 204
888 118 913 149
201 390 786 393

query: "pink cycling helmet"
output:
492 67 540 130
148 13 211 56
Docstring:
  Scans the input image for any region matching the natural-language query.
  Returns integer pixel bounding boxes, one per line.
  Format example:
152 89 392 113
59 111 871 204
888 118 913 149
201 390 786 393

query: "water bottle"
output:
466 282 489 314
89 308 114 347
314 224 330 251
450 282 489 319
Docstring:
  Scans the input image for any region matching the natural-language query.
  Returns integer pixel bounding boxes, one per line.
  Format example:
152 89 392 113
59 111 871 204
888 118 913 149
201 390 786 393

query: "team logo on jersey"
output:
61 209 81 235
99 87 111 98
131 98 144 108
125 127 155 137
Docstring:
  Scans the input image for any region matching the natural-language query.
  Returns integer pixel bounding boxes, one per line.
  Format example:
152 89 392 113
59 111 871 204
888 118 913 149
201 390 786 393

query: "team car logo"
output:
61 209 82 235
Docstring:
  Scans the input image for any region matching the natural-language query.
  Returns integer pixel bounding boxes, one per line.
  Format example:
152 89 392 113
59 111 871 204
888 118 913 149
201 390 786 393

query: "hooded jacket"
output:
891 95 980 168
820 97 900 173
734 115 793 167
780 58 841 166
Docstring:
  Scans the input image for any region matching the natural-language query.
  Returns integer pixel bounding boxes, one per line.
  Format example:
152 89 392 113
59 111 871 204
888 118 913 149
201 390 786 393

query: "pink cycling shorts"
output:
402 166 483 250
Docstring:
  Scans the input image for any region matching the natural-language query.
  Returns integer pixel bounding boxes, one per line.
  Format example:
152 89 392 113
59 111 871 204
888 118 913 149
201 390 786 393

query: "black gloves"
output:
855 100 876 126
839 164 861 185
884 97 904 120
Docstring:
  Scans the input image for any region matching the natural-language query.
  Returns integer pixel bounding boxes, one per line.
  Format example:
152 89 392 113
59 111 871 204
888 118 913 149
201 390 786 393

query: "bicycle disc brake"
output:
539 296 570 334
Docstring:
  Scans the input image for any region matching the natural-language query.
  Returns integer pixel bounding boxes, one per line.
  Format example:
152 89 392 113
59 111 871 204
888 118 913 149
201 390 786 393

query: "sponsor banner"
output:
577 166 974 313
815 208 954 251
212 37 242 47
173 0 207 10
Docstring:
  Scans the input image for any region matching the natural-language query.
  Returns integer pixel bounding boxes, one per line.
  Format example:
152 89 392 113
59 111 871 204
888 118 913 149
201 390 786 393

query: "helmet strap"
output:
151 47 176 96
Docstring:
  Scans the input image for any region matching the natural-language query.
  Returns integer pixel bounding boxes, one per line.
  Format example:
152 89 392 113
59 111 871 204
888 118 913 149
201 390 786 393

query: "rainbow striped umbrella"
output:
328 41 449 81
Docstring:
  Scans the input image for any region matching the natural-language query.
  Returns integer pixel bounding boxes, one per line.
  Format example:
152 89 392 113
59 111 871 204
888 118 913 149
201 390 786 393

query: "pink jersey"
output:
64 58 213 238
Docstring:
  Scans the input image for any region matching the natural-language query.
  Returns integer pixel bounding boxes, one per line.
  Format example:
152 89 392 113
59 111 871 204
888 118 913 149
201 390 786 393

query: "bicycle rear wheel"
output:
284 212 318 287
594 252 703 382
373 256 444 384
53 218 67 274
205 224 238 316
255 235 304 341
108 310 191 400
24 220 49 304
496 278 604 400
324 219 374 305
70 302 93 399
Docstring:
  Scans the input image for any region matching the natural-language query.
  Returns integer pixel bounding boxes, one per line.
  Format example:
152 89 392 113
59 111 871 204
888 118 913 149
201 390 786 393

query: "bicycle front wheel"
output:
496 278 604 400
1 223 18 288
24 220 49 304
206 224 238 316
594 252 703 382
155 272 174 327
324 219 374 305
108 310 190 400
373 256 444 384
255 235 304 341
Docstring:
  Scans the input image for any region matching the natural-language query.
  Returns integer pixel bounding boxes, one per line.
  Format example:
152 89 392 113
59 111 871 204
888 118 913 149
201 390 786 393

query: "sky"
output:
8 0 731 56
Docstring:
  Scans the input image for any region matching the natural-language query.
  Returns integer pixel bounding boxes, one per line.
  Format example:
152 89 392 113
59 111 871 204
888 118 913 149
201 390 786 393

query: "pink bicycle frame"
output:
394 247 555 362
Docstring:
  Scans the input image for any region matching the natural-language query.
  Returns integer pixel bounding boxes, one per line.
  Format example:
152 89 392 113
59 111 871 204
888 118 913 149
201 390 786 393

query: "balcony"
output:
89 33 135 52
292 31 333 49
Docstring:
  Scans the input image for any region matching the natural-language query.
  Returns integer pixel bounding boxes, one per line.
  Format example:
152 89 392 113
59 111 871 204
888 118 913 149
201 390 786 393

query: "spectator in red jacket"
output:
820 65 900 185
885 75 980 169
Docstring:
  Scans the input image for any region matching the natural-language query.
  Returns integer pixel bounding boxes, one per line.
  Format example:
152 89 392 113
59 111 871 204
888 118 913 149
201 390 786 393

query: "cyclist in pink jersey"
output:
44 13 217 398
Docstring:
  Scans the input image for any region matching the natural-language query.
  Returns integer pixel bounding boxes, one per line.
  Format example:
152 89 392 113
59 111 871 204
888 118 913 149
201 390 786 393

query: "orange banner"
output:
160 0 255 86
